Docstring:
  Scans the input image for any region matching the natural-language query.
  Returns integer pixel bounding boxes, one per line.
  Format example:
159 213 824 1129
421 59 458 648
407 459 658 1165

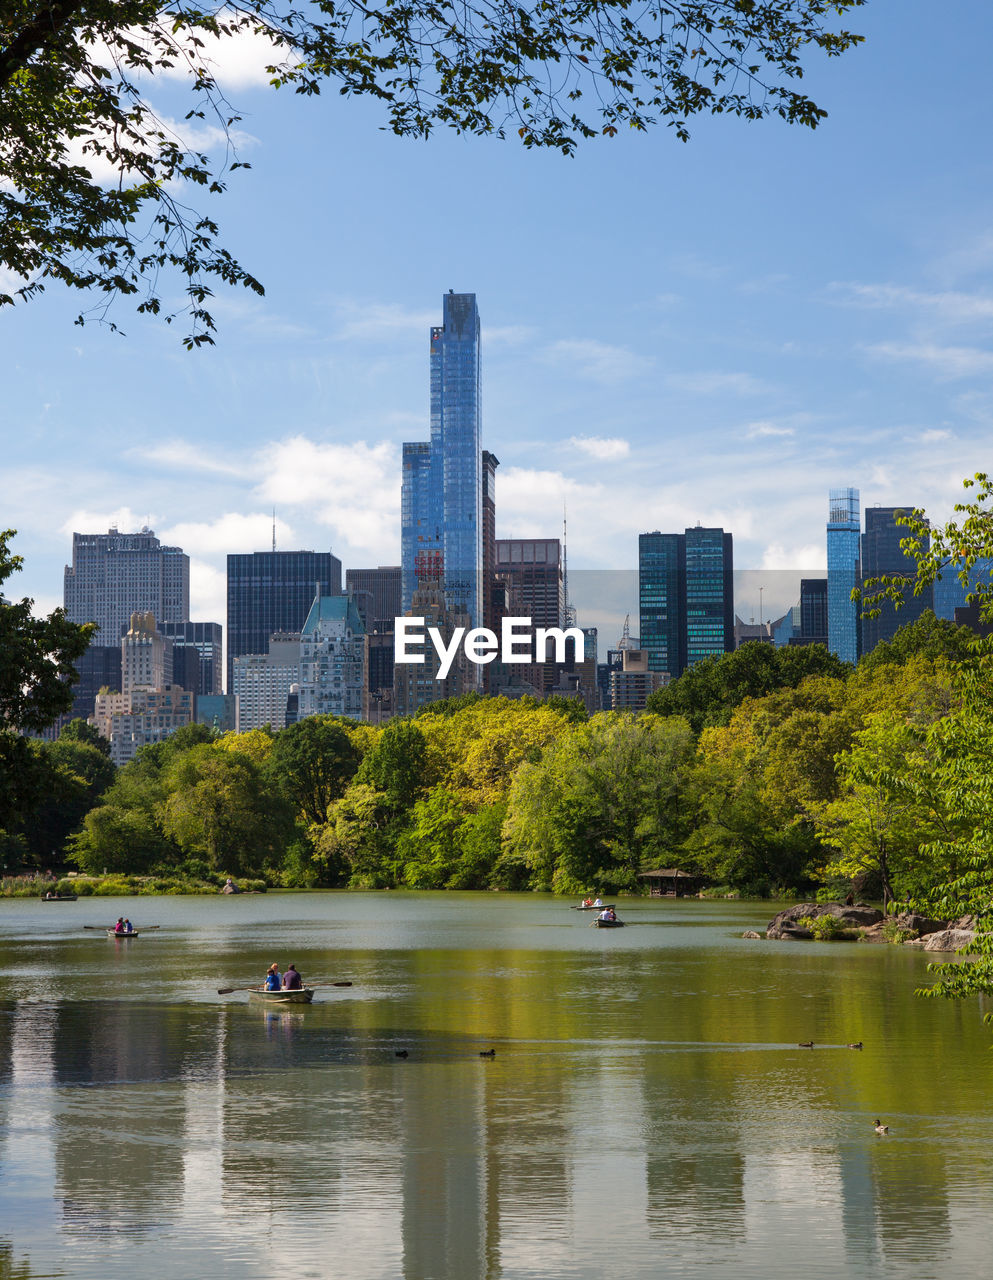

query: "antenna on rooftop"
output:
272 509 276 553
563 502 577 628
619 614 633 650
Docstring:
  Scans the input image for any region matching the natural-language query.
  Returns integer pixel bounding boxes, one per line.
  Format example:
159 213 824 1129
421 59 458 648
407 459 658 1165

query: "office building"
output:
394 581 475 716
860 507 933 652
639 528 733 678
345 567 402 632
64 527 189 643
639 532 686 677
121 611 173 691
798 578 828 645
196 694 237 733
226 550 341 691
297 595 366 721
66 644 122 722
609 649 667 713
481 451 499 633
401 291 483 630
159 621 223 696
231 633 302 732
826 487 861 664
495 539 565 632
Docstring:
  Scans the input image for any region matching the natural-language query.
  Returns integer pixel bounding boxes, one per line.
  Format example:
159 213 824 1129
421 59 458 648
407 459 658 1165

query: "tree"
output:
858 472 993 626
0 529 93 731
266 715 363 826
59 716 111 756
646 640 850 733
0 1 865 343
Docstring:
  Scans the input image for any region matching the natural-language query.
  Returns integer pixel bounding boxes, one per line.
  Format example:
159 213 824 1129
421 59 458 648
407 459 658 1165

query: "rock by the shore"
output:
922 928 976 952
766 902 883 939
742 930 762 939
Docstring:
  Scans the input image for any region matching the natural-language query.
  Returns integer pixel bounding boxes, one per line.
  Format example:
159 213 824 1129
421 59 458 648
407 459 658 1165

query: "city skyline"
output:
5 1 992 636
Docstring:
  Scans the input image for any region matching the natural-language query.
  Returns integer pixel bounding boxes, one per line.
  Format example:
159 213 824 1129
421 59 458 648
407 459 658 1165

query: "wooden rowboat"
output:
592 918 625 928
108 929 139 938
42 894 77 902
247 987 314 1004
571 904 615 911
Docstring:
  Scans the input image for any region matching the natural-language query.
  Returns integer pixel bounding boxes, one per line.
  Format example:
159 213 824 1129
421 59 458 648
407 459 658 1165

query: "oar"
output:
215 981 353 995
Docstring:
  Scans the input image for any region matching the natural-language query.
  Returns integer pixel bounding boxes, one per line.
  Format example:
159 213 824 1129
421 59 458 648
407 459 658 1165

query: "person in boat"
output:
123 918 134 934
264 963 282 991
114 917 125 934
593 897 603 909
282 963 303 990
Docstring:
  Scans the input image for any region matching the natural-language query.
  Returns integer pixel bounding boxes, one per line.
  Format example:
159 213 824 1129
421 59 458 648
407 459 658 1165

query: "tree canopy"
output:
0 0 865 342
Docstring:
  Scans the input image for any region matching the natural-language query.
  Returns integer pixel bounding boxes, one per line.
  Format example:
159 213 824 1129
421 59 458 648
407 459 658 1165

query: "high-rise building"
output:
297 595 366 721
685 527 734 666
860 506 933 653
231 633 302 732
64 527 189 643
401 291 483 630
393 582 475 716
345 567 402 633
797 578 828 646
159 621 223 696
481 451 499 633
639 532 686 678
639 528 733 678
226 550 342 691
121 611 173 692
827 487 861 665
495 539 565 631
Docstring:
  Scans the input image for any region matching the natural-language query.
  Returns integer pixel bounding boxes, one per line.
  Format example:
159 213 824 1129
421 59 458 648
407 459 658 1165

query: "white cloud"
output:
833 281 993 324
133 440 251 477
159 512 292 557
745 421 795 439
667 370 768 396
864 342 993 379
759 543 826 572
919 429 954 444
188 558 227 625
331 301 437 343
543 339 653 384
569 435 630 460
60 506 157 537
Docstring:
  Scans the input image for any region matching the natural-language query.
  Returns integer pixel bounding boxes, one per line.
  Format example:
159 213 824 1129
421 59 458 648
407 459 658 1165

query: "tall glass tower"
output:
638 532 685 677
826 487 861 664
401 292 483 629
685 527 734 668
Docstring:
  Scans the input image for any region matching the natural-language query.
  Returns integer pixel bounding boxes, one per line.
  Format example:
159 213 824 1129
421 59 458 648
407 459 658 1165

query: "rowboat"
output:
572 904 615 911
108 929 139 938
42 894 77 902
592 918 625 928
247 987 314 1005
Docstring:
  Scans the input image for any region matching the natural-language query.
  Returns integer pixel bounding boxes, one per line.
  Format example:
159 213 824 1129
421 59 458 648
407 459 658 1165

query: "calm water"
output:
0 892 990 1280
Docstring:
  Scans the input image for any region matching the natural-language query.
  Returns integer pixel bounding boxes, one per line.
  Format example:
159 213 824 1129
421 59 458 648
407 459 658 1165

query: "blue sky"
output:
5 0 993 647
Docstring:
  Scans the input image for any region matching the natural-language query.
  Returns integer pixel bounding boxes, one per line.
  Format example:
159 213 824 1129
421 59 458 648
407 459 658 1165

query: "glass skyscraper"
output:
639 527 733 677
401 292 483 630
226 550 342 692
826 487 861 665
860 506 933 652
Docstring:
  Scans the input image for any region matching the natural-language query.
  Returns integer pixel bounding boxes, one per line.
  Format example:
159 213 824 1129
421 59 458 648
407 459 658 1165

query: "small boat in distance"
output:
593 918 625 928
571 903 616 911
108 929 139 938
248 987 315 1005
42 893 77 902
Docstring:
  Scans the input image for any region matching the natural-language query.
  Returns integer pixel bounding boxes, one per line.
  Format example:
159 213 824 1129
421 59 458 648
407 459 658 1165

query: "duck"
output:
847 1042 863 1050
873 1119 889 1134
395 1049 408 1059
479 1048 496 1058
798 1041 814 1049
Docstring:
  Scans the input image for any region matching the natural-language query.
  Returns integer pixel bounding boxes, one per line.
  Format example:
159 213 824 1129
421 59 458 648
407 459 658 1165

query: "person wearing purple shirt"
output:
282 964 303 990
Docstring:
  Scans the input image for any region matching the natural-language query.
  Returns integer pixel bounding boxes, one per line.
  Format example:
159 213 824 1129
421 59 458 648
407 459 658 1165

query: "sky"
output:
5 0 993 652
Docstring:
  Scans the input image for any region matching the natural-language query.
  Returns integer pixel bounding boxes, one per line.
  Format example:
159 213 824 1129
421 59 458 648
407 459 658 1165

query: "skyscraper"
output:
826 487 861 665
226 550 342 691
401 291 483 629
345 567 402 631
639 527 733 678
860 506 933 652
64 526 189 642
639 532 686 678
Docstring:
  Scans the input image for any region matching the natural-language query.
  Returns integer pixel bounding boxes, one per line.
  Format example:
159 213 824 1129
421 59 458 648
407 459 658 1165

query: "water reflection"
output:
0 897 990 1279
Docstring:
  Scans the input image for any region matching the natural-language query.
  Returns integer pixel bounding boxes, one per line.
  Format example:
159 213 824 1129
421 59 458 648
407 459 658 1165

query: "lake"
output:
0 891 990 1279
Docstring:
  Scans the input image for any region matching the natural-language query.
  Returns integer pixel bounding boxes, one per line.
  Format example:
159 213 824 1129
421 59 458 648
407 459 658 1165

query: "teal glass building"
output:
826 487 861 665
639 527 733 678
401 292 483 630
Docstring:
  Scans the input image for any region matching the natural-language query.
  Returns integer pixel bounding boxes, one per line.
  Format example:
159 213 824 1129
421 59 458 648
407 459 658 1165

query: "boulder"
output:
857 921 889 944
892 911 946 937
742 930 762 939
765 902 883 939
951 914 976 930
922 928 976 953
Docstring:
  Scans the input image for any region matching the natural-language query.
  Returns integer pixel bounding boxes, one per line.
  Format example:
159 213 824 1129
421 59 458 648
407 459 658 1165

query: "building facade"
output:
159 621 223 696
226 550 341 692
401 292 483 631
639 528 733 678
64 527 189 643
91 686 194 767
121 611 173 691
860 506 933 653
296 595 366 721
344 567 402 632
826 487 861 665
231 634 302 732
